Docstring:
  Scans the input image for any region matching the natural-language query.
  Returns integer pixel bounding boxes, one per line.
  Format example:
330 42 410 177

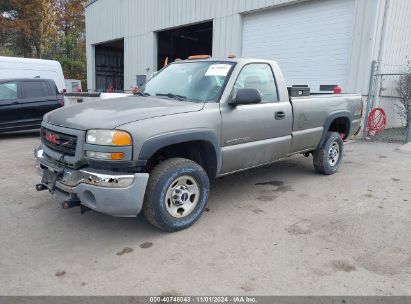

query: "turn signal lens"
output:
112 131 132 146
110 152 125 160
86 151 125 160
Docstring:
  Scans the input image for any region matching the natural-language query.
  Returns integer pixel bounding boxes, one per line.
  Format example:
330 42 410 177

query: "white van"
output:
0 56 66 93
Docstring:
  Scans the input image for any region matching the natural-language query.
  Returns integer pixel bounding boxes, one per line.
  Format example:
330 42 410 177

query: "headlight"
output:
86 130 132 146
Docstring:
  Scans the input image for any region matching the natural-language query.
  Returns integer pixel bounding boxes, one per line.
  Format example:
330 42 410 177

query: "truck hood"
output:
44 96 205 130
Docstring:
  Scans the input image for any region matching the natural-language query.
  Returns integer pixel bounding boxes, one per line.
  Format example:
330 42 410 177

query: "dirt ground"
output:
0 131 410 296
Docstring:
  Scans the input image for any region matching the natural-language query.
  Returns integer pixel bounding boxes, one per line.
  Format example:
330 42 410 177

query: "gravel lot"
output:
0 131 410 296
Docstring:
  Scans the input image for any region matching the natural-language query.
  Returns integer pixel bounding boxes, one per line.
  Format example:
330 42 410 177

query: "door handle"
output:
275 111 285 120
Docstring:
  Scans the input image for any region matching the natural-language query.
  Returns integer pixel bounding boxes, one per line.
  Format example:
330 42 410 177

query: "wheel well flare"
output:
147 141 218 179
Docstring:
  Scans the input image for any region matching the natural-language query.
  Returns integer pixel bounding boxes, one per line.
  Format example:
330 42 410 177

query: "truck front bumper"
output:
34 147 149 217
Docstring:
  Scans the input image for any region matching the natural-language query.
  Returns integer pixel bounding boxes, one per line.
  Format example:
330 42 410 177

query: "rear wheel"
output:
143 158 210 232
313 132 344 175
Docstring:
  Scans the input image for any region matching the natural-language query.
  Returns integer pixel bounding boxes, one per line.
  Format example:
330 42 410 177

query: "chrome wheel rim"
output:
328 141 340 167
165 175 200 218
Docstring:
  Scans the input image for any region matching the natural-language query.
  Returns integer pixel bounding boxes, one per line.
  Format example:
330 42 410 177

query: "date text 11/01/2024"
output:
149 296 257 303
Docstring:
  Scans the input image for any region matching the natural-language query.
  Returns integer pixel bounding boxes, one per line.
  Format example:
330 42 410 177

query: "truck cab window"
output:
22 81 46 99
234 64 278 103
0 82 18 101
41 81 52 96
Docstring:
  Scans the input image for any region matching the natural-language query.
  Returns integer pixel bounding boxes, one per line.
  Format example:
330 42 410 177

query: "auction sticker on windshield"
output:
205 64 232 77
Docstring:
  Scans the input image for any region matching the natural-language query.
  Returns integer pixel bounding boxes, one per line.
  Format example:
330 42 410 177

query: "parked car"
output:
0 79 64 133
34 57 362 231
0 56 66 93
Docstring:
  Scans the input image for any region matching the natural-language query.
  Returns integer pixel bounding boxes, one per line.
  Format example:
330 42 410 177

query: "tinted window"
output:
41 81 52 96
234 64 278 103
0 82 18 101
22 81 47 98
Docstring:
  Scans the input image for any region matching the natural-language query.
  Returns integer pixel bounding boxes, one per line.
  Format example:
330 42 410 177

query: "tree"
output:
0 0 87 86
0 0 58 58
396 65 411 129
0 0 27 56
53 0 87 82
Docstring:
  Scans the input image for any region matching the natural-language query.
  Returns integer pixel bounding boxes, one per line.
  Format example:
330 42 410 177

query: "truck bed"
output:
289 94 362 153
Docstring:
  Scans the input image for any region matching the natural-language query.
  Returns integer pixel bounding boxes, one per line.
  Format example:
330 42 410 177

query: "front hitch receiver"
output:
62 199 81 209
61 198 91 215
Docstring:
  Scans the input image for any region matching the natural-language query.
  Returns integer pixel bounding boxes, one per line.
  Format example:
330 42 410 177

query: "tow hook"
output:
35 184 48 191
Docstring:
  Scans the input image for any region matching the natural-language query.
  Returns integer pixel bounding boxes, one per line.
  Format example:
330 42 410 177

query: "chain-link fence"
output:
364 62 410 143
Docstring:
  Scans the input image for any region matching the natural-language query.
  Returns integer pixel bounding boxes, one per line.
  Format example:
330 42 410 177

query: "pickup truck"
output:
34 57 362 232
0 78 63 133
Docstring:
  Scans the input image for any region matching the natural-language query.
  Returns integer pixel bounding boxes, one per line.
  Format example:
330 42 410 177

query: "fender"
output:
317 111 352 149
139 129 222 174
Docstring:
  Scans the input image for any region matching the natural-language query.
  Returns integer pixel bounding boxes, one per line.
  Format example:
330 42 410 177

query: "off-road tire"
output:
313 132 344 175
143 158 210 232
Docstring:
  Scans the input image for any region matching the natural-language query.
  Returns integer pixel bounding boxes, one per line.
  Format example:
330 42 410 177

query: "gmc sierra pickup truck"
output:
35 57 362 231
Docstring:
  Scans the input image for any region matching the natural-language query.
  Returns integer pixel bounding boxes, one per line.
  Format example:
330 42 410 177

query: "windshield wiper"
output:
156 93 187 101
135 91 151 97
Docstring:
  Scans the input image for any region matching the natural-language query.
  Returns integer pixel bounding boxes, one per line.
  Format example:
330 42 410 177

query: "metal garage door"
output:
242 0 355 92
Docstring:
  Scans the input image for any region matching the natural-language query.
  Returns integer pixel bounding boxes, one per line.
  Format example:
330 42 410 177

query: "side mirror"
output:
230 88 261 105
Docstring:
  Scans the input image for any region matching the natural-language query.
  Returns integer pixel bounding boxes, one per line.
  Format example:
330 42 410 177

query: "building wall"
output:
85 0 385 94
373 0 411 128
379 0 411 75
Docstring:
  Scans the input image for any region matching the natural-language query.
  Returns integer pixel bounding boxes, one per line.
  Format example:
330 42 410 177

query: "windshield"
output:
139 61 235 102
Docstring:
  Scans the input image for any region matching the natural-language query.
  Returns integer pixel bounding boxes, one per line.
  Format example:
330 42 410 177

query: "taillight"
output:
360 97 365 116
62 88 67 93
333 86 342 94
59 99 64 107
354 97 365 116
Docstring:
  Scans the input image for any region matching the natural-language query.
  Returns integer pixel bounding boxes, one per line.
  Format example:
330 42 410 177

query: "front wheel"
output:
313 132 344 175
143 158 210 232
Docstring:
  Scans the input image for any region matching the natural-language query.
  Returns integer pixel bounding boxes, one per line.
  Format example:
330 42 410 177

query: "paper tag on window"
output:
205 64 231 77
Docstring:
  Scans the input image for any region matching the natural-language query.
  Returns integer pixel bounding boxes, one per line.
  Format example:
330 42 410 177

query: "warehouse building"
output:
85 0 411 127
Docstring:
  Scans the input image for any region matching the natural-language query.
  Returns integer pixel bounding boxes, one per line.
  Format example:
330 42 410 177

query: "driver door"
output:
220 63 292 173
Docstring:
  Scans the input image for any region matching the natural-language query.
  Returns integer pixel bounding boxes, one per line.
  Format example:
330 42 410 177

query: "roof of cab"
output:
0 78 55 83
175 57 277 64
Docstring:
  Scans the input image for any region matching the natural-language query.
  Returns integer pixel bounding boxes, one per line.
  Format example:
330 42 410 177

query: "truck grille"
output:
41 127 77 156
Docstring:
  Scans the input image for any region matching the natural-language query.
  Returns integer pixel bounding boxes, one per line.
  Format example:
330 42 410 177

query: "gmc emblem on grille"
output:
44 132 59 144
